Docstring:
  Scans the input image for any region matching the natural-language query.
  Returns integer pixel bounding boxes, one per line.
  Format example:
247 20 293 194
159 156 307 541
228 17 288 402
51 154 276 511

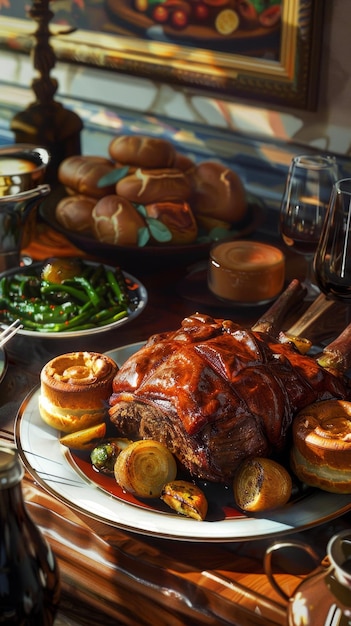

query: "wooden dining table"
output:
1 212 351 626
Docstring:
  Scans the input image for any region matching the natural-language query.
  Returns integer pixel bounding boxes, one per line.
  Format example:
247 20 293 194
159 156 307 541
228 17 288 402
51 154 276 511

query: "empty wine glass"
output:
279 154 338 300
314 178 351 303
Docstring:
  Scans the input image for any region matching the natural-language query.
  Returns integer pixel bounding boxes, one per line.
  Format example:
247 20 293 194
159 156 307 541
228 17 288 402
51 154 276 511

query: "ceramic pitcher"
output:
264 530 351 625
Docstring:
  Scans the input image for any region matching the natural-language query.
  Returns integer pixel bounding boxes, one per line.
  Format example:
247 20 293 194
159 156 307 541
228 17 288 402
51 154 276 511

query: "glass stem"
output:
302 255 320 301
305 255 316 288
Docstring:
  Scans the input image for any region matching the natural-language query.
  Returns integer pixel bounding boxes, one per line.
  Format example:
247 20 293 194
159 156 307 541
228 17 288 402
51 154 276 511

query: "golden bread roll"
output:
291 399 351 493
116 168 192 205
39 352 118 433
189 161 247 231
113 163 136 175
55 194 96 234
58 155 116 198
108 135 176 168
173 152 195 172
92 194 146 245
145 200 198 245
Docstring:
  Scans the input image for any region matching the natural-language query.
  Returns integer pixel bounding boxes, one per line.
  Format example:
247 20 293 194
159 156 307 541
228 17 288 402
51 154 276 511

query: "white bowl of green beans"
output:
0 257 147 338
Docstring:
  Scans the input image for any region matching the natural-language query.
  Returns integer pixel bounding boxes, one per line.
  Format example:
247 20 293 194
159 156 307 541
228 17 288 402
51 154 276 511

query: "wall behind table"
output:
0 0 350 224
1 1 350 157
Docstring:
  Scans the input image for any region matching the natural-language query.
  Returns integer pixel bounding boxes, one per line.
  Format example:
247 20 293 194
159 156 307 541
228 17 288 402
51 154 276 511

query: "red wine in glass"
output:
314 177 351 303
281 222 321 256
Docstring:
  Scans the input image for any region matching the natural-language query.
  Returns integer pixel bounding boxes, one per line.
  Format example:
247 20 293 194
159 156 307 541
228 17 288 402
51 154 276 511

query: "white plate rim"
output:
0 347 7 384
15 342 351 542
0 261 147 338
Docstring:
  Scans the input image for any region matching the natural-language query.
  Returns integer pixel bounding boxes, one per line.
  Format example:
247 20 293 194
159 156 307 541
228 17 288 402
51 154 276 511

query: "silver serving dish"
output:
0 144 50 197
0 144 51 272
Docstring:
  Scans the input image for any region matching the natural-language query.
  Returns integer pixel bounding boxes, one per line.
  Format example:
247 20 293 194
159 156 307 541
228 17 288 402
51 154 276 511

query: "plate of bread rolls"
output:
40 135 262 273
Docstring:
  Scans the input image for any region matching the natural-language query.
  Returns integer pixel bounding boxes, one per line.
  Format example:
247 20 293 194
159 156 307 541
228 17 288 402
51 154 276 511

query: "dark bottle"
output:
0 446 61 624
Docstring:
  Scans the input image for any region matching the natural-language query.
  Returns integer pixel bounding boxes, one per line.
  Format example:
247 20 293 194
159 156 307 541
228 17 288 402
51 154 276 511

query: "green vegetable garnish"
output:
0 258 137 332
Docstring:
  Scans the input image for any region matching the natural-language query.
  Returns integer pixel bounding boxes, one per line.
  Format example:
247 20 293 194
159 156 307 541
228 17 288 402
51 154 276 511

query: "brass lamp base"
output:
11 101 83 184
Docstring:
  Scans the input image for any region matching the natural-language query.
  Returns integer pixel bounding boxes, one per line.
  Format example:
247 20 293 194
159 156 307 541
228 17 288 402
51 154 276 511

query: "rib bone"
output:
286 293 334 338
252 279 307 336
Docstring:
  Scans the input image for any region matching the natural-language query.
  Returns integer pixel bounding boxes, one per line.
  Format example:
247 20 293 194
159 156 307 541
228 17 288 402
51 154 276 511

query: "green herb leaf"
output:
196 235 212 243
135 204 147 217
208 227 236 241
138 226 150 247
146 217 172 243
97 166 130 188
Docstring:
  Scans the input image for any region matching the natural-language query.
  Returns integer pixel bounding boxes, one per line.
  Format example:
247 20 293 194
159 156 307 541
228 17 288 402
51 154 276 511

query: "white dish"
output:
15 342 351 542
0 261 147 338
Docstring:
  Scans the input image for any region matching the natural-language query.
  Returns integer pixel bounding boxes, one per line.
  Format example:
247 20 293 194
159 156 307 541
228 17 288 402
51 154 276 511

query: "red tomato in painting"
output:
193 3 210 21
152 4 170 23
171 9 190 29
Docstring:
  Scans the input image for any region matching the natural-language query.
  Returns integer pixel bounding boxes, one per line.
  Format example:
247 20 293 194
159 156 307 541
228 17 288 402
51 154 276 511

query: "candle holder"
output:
10 0 83 183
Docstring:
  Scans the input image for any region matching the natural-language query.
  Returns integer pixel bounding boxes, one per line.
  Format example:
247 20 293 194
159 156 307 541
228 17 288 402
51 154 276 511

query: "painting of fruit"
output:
132 0 281 36
0 0 323 109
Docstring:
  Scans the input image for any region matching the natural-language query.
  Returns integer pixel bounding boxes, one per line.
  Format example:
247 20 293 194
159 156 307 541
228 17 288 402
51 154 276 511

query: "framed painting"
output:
0 0 324 110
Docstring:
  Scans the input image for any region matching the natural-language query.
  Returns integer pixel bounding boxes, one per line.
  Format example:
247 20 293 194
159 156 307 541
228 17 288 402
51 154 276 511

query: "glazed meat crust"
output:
109 313 349 482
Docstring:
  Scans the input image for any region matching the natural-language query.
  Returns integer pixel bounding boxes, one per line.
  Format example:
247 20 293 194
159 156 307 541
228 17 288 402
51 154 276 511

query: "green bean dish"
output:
0 258 147 336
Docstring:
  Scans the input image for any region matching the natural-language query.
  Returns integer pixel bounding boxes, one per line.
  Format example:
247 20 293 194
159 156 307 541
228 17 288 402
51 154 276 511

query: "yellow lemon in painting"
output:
134 0 148 10
215 9 240 35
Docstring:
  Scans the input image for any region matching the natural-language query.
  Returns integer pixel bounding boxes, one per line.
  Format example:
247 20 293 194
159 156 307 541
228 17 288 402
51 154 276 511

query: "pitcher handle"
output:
17 184 51 202
0 184 51 204
264 540 320 602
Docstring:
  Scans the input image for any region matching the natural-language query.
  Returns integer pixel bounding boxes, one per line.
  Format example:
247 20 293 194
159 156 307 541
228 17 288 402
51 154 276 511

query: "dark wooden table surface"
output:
1 218 351 626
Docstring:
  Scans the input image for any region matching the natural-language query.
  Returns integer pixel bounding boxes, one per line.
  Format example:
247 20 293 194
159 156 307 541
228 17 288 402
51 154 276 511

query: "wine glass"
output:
314 178 351 303
279 154 338 300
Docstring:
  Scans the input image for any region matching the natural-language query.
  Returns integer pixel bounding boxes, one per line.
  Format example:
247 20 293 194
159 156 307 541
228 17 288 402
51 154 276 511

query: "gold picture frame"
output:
0 0 324 110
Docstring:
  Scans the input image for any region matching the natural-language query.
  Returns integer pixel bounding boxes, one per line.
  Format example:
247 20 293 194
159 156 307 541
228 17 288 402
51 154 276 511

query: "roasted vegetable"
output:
90 438 133 474
233 457 292 512
161 479 208 520
280 333 312 355
59 422 106 451
41 257 83 284
114 439 177 498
